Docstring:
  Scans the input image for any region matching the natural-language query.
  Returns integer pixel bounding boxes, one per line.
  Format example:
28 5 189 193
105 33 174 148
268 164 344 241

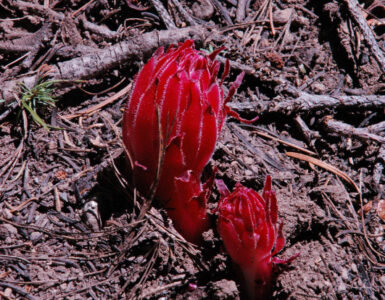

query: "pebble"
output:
273 8 293 24
60 192 68 202
0 224 18 235
337 280 347 293
244 170 253 177
341 268 349 280
30 232 43 242
192 0 214 20
243 156 254 165
210 279 239 300
380 275 385 286
2 208 13 219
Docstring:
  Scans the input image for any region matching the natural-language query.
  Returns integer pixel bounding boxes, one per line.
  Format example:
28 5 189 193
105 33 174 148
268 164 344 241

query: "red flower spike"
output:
123 40 247 243
216 176 298 299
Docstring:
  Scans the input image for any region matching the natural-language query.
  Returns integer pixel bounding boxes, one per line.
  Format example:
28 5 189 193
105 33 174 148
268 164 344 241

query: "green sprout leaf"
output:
18 79 64 130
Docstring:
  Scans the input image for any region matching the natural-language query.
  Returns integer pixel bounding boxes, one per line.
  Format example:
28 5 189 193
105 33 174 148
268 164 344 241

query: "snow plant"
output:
216 176 298 299
122 40 248 243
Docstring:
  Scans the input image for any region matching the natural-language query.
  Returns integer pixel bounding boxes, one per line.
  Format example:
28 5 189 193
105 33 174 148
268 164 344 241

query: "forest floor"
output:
1 0 385 299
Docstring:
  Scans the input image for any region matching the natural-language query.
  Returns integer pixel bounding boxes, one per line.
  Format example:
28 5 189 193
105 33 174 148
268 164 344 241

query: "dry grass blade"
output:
253 129 317 156
285 152 359 191
61 83 132 120
126 243 160 298
7 197 39 213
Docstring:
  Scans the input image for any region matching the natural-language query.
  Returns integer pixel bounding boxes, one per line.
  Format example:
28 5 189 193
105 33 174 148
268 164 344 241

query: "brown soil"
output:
1 0 385 299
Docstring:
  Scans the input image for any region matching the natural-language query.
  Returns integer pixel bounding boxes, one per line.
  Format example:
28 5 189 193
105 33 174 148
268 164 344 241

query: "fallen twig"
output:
209 0 233 25
323 116 385 144
79 14 119 40
150 0 176 29
236 0 248 23
271 91 385 115
366 120 385 135
169 0 198 26
1 26 210 104
0 282 37 300
343 0 385 73
227 89 385 115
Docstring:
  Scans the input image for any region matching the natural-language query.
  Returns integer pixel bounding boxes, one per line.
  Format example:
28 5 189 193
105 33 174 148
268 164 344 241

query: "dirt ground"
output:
1 0 385 299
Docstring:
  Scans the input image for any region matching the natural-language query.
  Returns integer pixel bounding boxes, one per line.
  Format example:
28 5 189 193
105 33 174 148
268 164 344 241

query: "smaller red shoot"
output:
216 176 298 299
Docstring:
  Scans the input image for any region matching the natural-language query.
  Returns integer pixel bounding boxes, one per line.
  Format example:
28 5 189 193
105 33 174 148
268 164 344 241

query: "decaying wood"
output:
269 90 385 114
227 85 385 115
366 121 385 135
149 0 176 29
209 0 233 25
0 26 210 104
79 15 119 40
323 116 385 144
236 0 248 23
343 0 385 73
169 0 199 26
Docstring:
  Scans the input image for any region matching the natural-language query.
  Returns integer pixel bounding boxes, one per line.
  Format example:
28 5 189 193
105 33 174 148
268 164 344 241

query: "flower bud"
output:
123 40 245 243
217 176 297 299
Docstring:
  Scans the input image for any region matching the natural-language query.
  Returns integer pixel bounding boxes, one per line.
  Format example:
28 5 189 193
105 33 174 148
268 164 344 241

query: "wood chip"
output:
377 200 385 222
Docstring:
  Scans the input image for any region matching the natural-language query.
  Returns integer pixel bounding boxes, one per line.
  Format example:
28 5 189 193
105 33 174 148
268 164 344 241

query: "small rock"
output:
209 279 239 300
336 278 347 293
0 224 18 239
2 208 13 219
83 201 100 231
341 268 349 280
293 16 310 27
192 0 214 20
202 229 215 245
244 170 253 177
380 275 385 286
60 192 68 202
30 232 43 242
243 156 253 165
213 253 228 273
273 8 293 24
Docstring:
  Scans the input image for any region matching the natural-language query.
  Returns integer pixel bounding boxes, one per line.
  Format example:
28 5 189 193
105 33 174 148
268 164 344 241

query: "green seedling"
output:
200 44 228 56
18 78 63 130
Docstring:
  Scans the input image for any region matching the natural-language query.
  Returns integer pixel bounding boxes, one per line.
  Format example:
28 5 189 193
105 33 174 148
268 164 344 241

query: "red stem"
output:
240 259 272 300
